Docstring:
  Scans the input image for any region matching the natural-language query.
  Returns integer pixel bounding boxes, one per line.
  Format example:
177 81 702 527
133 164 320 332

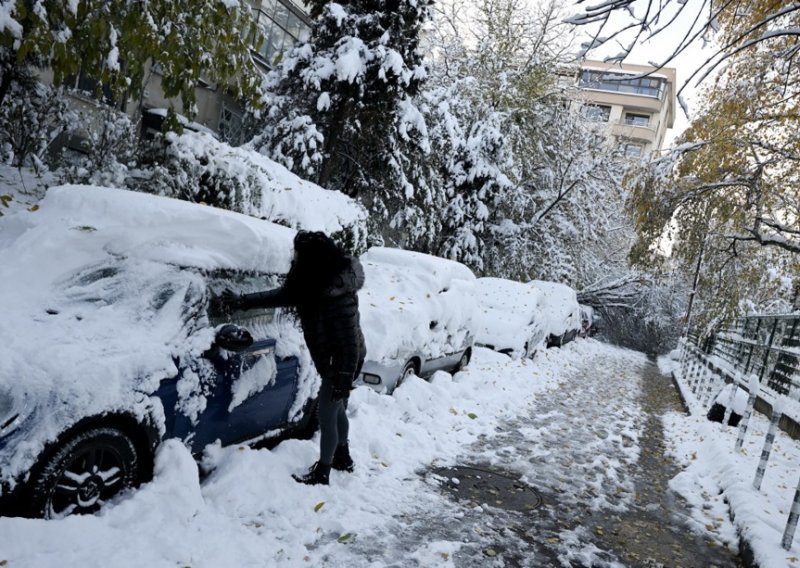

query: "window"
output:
219 105 245 146
619 141 645 157
250 1 311 66
582 104 611 122
579 70 666 99
66 69 116 106
624 113 650 127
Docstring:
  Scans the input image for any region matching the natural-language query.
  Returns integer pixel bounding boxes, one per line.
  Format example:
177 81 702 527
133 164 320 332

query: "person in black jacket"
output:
217 230 366 485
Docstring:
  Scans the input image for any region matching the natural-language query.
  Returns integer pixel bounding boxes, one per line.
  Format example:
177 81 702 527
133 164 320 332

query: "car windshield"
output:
206 270 282 328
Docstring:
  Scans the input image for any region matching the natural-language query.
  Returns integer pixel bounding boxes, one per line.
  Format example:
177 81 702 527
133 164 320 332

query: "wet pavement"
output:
342 347 745 567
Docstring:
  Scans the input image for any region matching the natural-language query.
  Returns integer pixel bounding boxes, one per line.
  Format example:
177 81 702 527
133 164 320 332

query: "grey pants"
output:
317 380 350 465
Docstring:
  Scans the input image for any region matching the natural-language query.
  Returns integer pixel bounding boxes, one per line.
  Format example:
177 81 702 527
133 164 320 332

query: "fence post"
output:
679 340 689 376
735 374 761 451
753 398 784 491
744 318 761 373
723 375 738 425
706 369 722 407
783 473 800 550
755 318 779 382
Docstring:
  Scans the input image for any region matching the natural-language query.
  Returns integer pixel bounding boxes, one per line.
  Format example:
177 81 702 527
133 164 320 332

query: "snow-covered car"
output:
529 280 582 348
472 277 547 359
355 248 476 394
0 186 320 518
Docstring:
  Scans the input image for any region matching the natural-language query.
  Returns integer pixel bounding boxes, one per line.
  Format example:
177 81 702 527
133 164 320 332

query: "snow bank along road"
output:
0 341 743 567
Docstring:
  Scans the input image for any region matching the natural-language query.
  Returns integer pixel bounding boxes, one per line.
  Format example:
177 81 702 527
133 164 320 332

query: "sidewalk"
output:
661 350 800 568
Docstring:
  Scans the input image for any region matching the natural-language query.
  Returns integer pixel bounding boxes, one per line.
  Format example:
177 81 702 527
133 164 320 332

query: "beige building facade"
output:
573 60 677 157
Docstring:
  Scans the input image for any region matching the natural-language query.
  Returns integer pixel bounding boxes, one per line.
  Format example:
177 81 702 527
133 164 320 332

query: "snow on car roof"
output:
474 277 542 313
358 250 474 363
361 247 476 290
4 184 297 272
529 280 580 336
0 185 297 485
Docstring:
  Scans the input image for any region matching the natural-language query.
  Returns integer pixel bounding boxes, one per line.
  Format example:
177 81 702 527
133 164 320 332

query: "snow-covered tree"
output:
252 0 432 206
391 0 630 285
626 16 800 326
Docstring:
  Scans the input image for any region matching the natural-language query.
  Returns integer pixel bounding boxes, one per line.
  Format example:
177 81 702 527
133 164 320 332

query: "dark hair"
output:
283 231 349 309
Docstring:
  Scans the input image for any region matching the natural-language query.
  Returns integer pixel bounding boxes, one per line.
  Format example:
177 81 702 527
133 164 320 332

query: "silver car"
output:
354 248 476 394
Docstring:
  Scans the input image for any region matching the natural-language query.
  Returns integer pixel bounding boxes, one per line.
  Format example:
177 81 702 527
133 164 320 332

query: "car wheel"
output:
453 350 470 373
30 426 140 519
395 360 418 390
298 398 320 440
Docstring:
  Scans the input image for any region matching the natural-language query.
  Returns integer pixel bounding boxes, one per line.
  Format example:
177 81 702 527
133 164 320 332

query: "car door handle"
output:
246 346 274 357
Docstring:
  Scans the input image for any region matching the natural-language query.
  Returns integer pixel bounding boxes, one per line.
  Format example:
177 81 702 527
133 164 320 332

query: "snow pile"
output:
529 280 581 337
471 277 546 357
358 247 475 363
0 185 299 485
0 163 53 217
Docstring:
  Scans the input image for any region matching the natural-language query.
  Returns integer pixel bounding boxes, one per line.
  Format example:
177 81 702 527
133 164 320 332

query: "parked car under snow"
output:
0 186 320 518
354 248 476 394
529 280 582 348
472 277 547 359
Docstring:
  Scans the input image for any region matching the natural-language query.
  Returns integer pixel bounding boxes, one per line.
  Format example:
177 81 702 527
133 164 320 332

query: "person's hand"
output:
331 386 350 402
221 288 241 307
210 288 240 316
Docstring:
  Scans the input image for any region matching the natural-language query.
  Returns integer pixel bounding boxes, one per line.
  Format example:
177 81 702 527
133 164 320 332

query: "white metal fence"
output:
681 314 800 551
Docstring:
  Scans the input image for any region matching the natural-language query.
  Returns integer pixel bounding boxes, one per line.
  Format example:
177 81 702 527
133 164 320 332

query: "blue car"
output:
0 186 318 518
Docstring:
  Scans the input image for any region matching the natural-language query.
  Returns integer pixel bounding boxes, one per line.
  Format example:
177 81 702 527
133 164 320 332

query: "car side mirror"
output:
215 324 253 352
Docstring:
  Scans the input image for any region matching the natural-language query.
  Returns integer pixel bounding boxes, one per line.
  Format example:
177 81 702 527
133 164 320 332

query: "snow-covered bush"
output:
0 68 74 170
135 131 369 252
58 106 138 187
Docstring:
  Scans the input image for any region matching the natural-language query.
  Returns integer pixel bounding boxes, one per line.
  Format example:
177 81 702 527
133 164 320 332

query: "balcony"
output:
611 120 657 145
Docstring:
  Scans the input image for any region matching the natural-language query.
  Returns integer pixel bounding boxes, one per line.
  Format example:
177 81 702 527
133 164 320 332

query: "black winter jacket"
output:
238 257 367 391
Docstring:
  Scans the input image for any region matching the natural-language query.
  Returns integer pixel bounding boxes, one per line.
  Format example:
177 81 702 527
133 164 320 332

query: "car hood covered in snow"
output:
0 185 296 485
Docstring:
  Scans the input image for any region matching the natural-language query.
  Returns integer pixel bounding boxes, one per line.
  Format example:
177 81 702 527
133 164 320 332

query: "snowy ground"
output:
661 352 800 568
0 340 763 567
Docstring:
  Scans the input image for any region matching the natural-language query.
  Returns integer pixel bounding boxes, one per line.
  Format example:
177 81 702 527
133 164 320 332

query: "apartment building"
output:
573 60 677 157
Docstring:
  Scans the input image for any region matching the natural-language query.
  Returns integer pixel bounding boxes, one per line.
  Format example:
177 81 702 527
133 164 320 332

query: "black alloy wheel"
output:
31 426 140 519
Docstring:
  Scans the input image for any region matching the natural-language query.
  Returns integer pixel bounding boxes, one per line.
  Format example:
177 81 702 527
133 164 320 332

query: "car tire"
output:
298 398 320 440
30 426 140 519
395 360 418 391
453 350 471 373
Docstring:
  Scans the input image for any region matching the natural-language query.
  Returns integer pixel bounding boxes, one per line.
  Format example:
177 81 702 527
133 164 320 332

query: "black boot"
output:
332 443 355 472
292 461 331 485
